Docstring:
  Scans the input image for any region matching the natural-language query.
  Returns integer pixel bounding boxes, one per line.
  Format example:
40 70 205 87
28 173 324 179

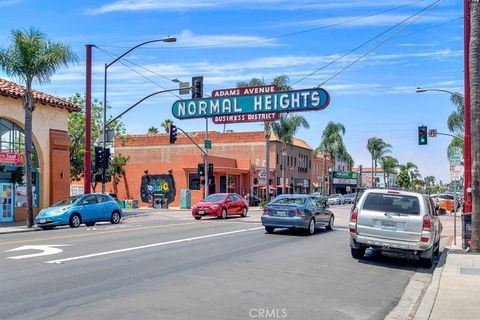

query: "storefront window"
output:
227 174 240 193
0 118 38 166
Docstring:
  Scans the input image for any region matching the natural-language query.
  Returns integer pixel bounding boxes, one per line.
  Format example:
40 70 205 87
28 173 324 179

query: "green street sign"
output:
205 140 212 149
171 88 330 120
333 171 358 179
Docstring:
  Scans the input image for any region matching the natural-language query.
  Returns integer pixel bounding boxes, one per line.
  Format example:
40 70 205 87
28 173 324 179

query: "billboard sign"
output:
172 88 330 120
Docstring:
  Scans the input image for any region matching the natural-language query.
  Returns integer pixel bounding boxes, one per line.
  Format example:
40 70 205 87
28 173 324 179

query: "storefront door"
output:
219 176 227 193
0 183 14 222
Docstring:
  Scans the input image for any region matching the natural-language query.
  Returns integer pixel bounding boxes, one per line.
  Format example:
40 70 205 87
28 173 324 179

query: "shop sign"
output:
333 178 357 186
0 152 23 165
172 88 330 120
303 180 309 188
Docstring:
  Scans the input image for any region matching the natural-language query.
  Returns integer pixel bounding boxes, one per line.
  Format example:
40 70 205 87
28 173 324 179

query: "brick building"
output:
108 130 331 207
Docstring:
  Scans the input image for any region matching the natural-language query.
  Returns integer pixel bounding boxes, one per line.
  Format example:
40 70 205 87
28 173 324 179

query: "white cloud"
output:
0 0 23 7
175 30 279 48
87 0 429 15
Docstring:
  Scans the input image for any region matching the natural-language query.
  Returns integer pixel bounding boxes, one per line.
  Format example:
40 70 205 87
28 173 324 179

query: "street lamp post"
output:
281 149 287 194
416 86 471 213
101 36 176 193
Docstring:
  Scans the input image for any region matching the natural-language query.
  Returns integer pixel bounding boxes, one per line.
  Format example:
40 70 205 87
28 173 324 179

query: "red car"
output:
192 193 248 220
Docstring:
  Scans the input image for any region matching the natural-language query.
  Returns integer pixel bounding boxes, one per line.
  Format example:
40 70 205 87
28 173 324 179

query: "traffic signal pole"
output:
205 118 209 198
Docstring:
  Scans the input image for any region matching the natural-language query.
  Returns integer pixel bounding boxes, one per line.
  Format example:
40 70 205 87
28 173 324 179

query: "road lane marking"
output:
45 226 264 264
0 222 201 246
6 245 69 259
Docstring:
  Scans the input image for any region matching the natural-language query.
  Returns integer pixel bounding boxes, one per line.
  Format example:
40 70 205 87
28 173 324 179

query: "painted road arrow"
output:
6 245 70 259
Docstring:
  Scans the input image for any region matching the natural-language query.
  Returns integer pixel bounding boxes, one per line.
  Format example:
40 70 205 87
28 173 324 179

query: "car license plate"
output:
276 210 287 217
40 218 46 223
198 210 205 215
382 220 396 229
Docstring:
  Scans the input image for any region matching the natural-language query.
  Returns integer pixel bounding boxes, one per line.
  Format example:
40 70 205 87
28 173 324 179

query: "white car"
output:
327 194 344 205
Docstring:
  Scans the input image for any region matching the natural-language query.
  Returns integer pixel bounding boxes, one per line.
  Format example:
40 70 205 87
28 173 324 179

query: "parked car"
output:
35 194 122 230
343 193 356 204
349 189 442 267
327 194 344 205
192 193 248 220
261 194 334 235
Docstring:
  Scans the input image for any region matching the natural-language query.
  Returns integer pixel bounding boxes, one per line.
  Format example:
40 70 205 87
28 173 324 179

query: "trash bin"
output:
125 200 133 209
119 200 126 209
462 213 472 249
180 189 191 209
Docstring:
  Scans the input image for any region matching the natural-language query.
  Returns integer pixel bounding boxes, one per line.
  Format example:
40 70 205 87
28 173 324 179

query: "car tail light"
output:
349 207 358 233
296 208 304 216
422 215 432 232
421 237 430 243
263 208 272 215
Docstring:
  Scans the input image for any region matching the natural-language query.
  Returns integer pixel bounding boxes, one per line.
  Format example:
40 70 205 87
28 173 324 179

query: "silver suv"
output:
349 189 442 267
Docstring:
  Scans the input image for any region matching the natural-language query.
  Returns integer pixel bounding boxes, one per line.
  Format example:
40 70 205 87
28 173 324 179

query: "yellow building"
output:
0 78 78 222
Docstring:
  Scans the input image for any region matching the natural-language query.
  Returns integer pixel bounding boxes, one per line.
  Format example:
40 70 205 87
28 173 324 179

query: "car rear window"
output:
362 193 420 215
439 194 455 200
272 197 306 205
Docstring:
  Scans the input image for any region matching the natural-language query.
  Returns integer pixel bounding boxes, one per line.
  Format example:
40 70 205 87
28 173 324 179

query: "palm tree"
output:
147 126 159 134
446 92 465 157
160 119 173 133
379 156 399 188
271 114 310 194
366 137 392 188
469 1 480 252
0 28 77 228
237 75 291 201
317 122 347 194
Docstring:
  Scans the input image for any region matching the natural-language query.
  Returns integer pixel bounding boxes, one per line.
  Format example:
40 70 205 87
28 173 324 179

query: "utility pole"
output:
84 44 93 194
465 0 473 214
469 0 480 252
205 118 209 199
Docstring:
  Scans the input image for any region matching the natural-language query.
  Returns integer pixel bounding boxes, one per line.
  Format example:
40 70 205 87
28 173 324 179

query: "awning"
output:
259 186 276 190
276 184 292 188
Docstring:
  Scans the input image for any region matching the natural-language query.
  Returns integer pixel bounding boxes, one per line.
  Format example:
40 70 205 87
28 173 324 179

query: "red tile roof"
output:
0 78 79 112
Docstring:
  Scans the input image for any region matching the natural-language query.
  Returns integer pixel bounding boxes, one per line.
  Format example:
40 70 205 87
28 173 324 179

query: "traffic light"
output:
169 125 178 144
418 125 428 145
95 147 104 171
208 163 214 177
104 147 111 169
192 76 203 99
197 163 205 176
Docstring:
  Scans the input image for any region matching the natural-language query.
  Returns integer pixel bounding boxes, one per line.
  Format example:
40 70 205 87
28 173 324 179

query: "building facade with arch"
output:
0 78 78 223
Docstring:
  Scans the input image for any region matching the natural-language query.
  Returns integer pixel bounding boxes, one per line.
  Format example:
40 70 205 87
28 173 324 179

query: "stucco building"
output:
0 78 78 222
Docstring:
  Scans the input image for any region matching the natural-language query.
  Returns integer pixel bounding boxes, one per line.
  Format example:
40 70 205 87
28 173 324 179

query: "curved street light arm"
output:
416 87 457 95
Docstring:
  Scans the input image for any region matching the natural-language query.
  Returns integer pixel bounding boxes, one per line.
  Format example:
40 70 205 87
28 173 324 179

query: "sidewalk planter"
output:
461 213 471 249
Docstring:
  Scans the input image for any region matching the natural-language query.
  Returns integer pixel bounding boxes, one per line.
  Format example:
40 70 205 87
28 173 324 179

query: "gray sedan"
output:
261 194 334 235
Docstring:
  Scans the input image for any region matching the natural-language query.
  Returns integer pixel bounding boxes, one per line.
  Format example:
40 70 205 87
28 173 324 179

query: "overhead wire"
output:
290 0 443 86
318 0 442 87
95 0 429 50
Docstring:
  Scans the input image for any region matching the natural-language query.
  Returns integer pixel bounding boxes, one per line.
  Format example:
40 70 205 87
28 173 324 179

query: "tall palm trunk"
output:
264 122 271 202
281 145 286 195
470 1 480 252
23 80 34 228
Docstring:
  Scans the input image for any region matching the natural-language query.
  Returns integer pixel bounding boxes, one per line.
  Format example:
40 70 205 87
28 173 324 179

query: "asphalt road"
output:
0 206 441 320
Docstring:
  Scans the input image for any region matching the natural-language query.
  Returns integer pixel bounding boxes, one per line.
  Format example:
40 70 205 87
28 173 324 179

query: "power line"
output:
95 0 428 50
291 0 442 86
319 0 442 87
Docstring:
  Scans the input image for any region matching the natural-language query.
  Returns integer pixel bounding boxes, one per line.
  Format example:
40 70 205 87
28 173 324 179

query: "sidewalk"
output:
413 237 480 320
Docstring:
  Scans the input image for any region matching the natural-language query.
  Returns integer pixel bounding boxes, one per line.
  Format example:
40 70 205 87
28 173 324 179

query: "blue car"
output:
35 194 122 230
261 194 334 235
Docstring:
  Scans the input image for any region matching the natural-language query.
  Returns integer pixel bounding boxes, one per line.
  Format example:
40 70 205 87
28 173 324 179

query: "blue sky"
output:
0 0 463 183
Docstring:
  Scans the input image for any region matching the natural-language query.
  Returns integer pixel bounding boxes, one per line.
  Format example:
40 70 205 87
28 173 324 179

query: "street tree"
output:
366 137 392 188
317 122 351 194
237 74 291 201
110 154 130 197
271 114 310 194
0 28 77 228
160 119 173 133
470 1 480 252
379 156 399 188
67 93 127 186
397 170 411 189
147 127 159 134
